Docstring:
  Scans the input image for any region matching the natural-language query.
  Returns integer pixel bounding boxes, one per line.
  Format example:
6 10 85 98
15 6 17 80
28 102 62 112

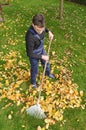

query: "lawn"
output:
0 0 86 130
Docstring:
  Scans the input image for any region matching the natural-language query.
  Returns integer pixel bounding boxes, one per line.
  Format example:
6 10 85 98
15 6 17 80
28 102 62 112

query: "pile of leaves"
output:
0 50 84 130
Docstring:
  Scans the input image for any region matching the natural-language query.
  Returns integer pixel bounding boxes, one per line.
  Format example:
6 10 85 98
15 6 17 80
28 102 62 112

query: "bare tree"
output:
59 0 64 20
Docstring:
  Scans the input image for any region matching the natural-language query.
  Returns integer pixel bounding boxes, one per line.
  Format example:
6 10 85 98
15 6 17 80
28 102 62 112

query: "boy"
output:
25 14 55 88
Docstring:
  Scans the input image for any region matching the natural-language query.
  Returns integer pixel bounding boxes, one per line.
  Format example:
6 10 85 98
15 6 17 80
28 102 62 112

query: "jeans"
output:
29 57 50 84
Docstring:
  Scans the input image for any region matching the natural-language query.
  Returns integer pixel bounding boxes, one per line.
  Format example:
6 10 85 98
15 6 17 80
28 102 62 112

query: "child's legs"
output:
29 58 39 84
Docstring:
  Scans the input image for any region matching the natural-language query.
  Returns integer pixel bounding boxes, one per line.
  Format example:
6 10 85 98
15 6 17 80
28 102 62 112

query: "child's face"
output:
33 24 45 34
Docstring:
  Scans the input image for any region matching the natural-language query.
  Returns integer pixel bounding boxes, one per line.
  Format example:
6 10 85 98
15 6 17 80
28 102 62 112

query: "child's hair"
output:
32 14 45 27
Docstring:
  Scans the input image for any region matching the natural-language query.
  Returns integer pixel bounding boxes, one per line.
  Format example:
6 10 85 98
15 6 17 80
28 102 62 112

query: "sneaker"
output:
47 74 55 79
32 84 37 88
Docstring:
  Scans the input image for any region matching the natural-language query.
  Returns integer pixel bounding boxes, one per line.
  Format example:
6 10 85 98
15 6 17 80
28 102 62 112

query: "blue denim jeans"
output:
29 57 50 84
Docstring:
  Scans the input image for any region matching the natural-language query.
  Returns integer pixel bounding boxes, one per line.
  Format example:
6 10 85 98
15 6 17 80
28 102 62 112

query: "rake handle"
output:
37 40 52 104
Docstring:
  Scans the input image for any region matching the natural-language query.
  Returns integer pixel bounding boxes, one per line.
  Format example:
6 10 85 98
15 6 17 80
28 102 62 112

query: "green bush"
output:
65 0 86 5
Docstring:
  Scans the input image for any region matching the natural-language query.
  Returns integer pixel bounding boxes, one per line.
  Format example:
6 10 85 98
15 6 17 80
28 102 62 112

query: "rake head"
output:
26 104 46 119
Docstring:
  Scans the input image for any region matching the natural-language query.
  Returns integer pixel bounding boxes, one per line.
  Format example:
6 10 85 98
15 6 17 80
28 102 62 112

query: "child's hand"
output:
48 31 54 41
41 55 49 61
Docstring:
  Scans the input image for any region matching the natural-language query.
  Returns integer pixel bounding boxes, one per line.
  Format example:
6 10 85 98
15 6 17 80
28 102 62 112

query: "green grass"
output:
0 0 86 130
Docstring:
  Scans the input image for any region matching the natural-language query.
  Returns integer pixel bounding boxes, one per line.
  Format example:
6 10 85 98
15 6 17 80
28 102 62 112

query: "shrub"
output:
65 0 86 5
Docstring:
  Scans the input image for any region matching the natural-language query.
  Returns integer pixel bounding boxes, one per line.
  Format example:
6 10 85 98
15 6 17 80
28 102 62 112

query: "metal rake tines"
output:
26 104 46 119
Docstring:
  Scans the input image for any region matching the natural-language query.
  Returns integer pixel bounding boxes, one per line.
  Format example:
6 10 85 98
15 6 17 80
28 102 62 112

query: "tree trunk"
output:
0 4 4 21
59 0 64 20
0 2 9 22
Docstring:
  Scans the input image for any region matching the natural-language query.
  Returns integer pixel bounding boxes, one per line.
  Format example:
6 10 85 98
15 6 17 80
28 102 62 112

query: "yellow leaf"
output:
44 118 50 124
16 80 24 85
46 80 49 84
80 90 83 97
5 80 9 86
21 125 25 128
59 115 63 121
14 83 19 88
45 123 49 129
0 83 3 88
2 103 12 109
37 126 42 130
21 107 26 113
55 74 59 79
52 51 55 55
17 100 21 106
8 114 12 119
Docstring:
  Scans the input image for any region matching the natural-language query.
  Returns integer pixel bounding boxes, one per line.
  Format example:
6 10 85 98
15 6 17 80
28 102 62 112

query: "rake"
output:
26 40 52 119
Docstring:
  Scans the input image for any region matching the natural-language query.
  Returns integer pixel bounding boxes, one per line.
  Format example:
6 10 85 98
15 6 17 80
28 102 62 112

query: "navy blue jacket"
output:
25 25 49 59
